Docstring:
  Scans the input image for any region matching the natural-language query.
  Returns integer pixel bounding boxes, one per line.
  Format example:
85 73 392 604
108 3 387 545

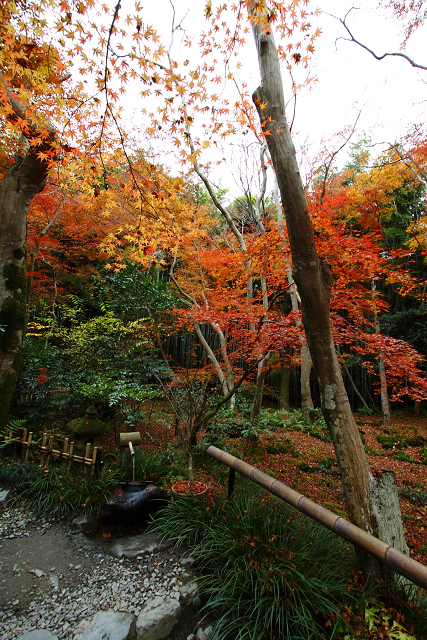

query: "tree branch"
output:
332 9 427 70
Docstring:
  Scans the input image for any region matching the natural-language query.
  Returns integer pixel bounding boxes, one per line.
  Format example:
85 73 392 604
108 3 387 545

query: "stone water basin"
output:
104 481 168 524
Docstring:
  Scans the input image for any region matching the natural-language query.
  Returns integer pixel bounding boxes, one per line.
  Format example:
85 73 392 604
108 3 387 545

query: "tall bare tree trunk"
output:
274 177 314 412
0 147 51 429
300 342 314 416
249 351 271 430
250 4 408 577
372 281 391 426
279 351 290 411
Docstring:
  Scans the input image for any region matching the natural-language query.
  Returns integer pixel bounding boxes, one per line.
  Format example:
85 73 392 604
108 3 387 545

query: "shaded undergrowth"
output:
151 485 427 639
0 458 122 519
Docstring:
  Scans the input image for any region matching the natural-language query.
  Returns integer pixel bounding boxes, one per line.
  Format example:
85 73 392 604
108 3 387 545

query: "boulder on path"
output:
16 632 58 640
108 533 171 559
136 596 181 640
74 610 134 640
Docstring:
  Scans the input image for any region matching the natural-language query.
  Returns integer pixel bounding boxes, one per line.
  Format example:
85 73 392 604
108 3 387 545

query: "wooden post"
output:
90 446 98 476
45 435 53 468
61 438 69 470
24 432 33 463
94 446 103 478
84 442 91 475
228 467 236 498
40 430 47 466
67 441 74 476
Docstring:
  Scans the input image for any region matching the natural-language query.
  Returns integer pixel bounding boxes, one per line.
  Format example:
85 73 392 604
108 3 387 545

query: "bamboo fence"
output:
6 428 103 476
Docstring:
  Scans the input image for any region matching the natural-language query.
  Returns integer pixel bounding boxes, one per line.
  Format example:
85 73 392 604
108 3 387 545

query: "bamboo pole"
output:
67 442 74 476
91 447 98 476
84 443 91 475
61 438 69 470
45 435 53 468
24 432 33 463
207 445 427 591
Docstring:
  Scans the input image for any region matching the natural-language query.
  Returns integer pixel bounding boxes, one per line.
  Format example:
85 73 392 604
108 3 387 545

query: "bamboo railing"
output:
12 429 103 476
207 445 427 591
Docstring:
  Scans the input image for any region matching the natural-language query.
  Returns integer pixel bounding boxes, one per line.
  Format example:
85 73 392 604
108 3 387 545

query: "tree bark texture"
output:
0 148 51 430
300 342 314 415
250 8 407 577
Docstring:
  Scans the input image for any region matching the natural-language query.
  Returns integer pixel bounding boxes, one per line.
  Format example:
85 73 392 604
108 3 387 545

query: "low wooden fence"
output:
207 445 427 591
6 428 103 476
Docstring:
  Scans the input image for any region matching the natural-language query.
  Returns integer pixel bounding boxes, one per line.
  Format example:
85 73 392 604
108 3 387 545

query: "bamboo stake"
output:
40 431 47 466
67 442 74 476
24 432 33 463
84 443 91 475
45 435 53 468
91 447 98 476
61 438 69 470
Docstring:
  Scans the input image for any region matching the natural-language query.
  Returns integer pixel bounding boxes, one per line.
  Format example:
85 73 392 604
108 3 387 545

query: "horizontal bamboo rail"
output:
207 445 427 591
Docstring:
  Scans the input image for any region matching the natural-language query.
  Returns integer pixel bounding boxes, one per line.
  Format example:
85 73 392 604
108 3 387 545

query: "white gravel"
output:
0 504 194 640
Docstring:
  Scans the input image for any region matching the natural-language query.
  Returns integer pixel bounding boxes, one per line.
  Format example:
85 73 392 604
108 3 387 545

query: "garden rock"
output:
74 610 134 640
16 631 58 640
0 489 10 503
136 596 181 640
178 581 200 607
108 533 172 559
196 627 213 640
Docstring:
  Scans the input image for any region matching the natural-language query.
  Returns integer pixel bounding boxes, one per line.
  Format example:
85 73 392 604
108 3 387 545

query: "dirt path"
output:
0 503 94 612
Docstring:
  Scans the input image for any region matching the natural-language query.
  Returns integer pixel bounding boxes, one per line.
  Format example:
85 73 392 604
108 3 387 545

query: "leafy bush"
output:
151 488 357 639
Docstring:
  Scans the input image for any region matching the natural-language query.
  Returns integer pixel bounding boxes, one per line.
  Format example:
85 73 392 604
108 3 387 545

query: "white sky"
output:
86 0 427 198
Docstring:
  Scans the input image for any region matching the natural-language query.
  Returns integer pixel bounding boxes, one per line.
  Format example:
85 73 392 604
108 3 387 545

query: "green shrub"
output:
392 451 412 462
265 441 299 457
151 488 356 639
376 434 404 449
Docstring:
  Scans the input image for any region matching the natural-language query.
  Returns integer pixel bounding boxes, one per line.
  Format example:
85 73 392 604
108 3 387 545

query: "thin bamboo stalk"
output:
67 442 74 476
84 443 91 474
91 447 98 476
45 436 53 468
61 438 69 470
24 432 33 463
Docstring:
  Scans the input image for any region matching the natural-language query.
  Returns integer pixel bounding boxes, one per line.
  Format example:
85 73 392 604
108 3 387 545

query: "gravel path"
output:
0 499 198 640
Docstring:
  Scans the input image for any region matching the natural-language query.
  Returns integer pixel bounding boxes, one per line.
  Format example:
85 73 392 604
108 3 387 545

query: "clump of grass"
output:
0 458 122 519
130 448 186 485
399 486 427 506
151 486 358 639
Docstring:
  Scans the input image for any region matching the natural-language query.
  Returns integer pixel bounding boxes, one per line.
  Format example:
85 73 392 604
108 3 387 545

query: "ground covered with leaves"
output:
105 405 427 567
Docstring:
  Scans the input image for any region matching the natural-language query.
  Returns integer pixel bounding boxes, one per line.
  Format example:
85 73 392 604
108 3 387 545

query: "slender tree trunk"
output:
250 5 407 577
274 177 314 412
0 148 51 430
300 342 314 416
250 351 271 429
372 282 391 426
279 352 290 411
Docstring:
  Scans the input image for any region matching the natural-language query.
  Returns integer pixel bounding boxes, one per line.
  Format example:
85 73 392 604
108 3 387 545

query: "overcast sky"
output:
119 0 426 196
